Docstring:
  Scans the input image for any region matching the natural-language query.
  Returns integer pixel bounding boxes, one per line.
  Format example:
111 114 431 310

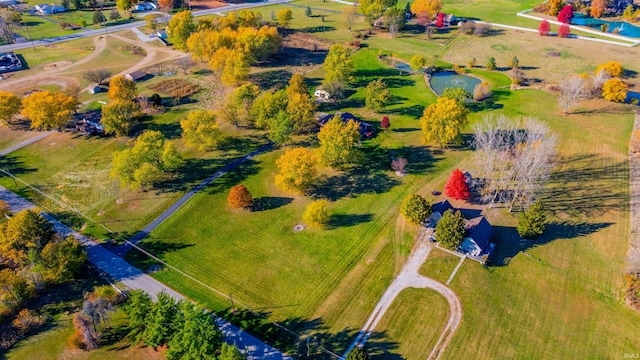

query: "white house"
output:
35 3 66 14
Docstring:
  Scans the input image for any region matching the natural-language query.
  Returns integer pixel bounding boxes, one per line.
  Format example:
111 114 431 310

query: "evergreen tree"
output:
436 209 465 250
122 290 152 343
347 347 371 360
517 201 546 239
166 301 223 360
143 292 178 348
305 6 312 17
400 194 431 225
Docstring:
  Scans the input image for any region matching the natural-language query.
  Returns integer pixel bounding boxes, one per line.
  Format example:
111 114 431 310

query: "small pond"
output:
429 72 482 96
572 13 640 38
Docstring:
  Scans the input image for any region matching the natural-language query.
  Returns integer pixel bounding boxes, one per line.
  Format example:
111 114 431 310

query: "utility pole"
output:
229 293 235 313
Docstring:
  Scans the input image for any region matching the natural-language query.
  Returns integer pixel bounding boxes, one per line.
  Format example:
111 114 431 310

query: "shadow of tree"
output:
251 197 293 212
392 145 441 175
386 104 425 119
328 213 374 228
250 69 292 91
124 239 194 271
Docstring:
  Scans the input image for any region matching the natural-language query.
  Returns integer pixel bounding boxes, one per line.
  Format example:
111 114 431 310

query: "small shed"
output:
88 84 107 94
156 29 167 39
125 70 147 82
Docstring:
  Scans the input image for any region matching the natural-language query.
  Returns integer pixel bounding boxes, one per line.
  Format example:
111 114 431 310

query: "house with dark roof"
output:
316 112 375 139
428 200 495 262
125 70 148 82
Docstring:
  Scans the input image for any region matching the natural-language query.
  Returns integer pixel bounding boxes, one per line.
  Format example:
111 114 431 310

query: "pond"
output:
429 72 482 96
572 13 640 38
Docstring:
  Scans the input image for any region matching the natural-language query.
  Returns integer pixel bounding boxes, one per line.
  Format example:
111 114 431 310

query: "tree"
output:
508 56 519 69
343 5 358 31
275 147 318 194
384 7 406 35
538 19 550 36
122 290 152 344
180 109 223 151
108 75 137 101
111 131 182 188
473 82 492 101
286 93 317 134
73 0 82 10
0 269 33 313
549 0 562 16
227 184 253 209
82 68 111 85
145 14 163 32
317 116 361 168
591 0 605 18
486 56 496 70
0 200 10 218
359 0 397 25
250 90 288 129
471 115 557 210
159 0 173 11
322 44 353 87
410 0 442 19
219 343 246 360
346 347 371 360
116 0 130 12
602 78 628 102
40 236 86 284
166 301 222 360
267 111 293 145
21 91 76 130
445 169 470 200
286 74 309 98
381 116 390 130
420 97 468 147
391 157 407 175
109 9 121 21
0 209 55 267
558 75 588 115
222 84 260 128
400 194 431 225
557 5 574 23
558 23 570 38
436 209 465 250
305 5 312 17
167 10 196 51
143 292 178 348
517 201 546 239
596 61 624 77
623 4 635 20
210 48 251 86
277 8 293 28
365 79 391 112
303 200 330 228
0 91 21 124
409 55 426 72
92 10 105 25
101 100 140 136
441 87 470 105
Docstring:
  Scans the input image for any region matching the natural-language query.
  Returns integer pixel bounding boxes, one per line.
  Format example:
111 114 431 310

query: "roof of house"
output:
125 70 146 80
317 112 375 136
433 199 454 215
464 216 493 250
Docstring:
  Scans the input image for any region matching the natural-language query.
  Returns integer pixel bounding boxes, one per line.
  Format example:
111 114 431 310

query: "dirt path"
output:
345 232 463 360
107 32 189 76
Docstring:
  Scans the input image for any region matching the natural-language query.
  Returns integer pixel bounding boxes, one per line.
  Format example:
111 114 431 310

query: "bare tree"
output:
591 69 611 97
391 158 408 176
472 115 557 211
83 68 112 85
343 5 357 32
0 16 16 44
558 75 588 116
73 313 98 350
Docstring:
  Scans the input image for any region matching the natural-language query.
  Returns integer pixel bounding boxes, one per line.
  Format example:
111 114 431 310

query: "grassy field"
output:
420 248 462 284
15 15 83 41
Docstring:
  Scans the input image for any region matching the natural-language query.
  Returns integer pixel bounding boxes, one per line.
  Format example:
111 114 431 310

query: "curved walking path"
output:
0 131 52 156
345 235 463 360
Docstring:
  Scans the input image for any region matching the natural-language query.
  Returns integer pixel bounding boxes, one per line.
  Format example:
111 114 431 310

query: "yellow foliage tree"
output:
410 0 442 19
317 116 361 168
302 200 330 228
602 78 628 102
286 73 309 98
0 91 21 124
277 8 293 28
286 92 317 134
549 0 562 16
180 109 223 151
275 147 318 194
209 47 251 86
167 10 196 51
596 61 624 77
420 97 468 147
591 0 605 18
108 75 138 102
21 91 76 130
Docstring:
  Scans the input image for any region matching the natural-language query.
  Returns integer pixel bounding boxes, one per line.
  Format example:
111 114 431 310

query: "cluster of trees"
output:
471 115 557 211
102 75 141 136
110 130 182 188
0 209 86 320
122 290 245 359
171 10 282 85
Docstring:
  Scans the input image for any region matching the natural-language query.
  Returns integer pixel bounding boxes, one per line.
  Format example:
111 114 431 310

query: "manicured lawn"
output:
0 126 42 152
370 288 448 359
15 15 83 41
420 248 462 284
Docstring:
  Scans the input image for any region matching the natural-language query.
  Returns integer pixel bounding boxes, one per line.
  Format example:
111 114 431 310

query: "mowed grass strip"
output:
420 247 461 284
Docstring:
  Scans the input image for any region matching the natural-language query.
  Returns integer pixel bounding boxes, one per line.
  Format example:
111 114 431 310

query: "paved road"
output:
0 185 292 360
345 234 463 360
113 143 272 256
0 0 292 52
0 131 52 156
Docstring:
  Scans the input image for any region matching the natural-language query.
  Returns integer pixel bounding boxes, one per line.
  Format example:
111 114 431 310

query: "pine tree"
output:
143 292 178 348
436 209 465 250
400 194 431 225
517 201 546 239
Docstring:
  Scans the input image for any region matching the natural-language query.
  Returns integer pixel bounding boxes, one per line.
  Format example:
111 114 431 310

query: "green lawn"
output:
420 247 462 284
15 15 83 41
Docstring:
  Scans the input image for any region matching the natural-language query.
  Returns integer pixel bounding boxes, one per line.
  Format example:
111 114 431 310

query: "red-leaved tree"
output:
381 116 390 130
435 13 445 28
445 169 470 200
558 5 574 23
558 23 570 38
228 184 253 208
538 19 550 36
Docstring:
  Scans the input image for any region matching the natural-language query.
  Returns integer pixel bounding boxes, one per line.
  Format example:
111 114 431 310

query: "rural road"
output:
0 0 293 52
345 234 463 360
0 185 292 360
112 143 272 256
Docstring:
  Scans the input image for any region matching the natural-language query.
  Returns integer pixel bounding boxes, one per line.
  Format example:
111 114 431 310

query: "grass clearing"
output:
420 248 462 284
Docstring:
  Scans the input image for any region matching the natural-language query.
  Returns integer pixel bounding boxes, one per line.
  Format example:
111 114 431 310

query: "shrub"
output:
303 200 330 228
625 271 640 312
538 19 550 36
452 64 466 74
12 309 45 335
473 23 491 36
473 82 492 101
596 61 624 77
381 116 390 130
227 184 253 209
602 78 628 102
486 57 496 70
400 194 431 225
517 201 546 239
558 23 570 38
